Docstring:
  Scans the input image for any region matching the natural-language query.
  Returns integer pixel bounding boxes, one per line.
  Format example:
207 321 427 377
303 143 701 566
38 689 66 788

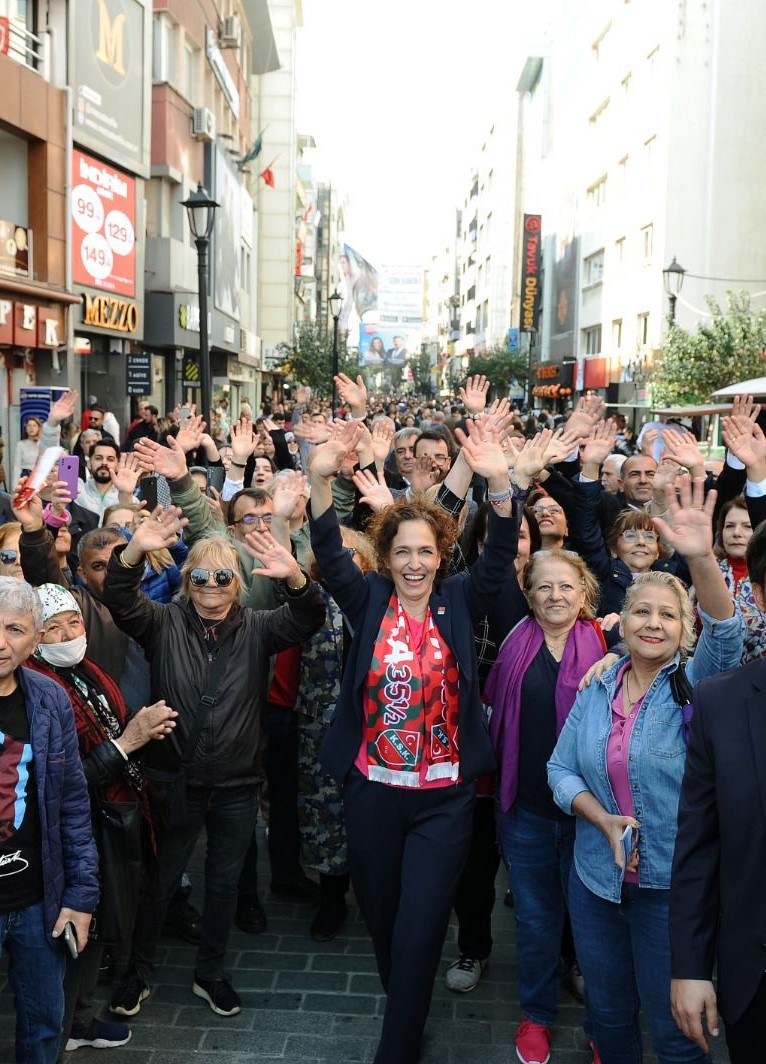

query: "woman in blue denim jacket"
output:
548 481 744 1063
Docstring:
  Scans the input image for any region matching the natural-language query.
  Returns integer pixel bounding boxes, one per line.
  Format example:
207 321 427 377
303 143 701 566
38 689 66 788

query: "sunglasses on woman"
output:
0 549 18 565
189 567 235 587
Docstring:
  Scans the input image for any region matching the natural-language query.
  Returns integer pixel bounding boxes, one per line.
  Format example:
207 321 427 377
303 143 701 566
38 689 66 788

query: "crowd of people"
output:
1 375 766 1064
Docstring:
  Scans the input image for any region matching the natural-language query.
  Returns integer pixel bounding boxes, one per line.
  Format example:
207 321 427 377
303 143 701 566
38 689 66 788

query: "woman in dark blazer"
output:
307 419 516 1064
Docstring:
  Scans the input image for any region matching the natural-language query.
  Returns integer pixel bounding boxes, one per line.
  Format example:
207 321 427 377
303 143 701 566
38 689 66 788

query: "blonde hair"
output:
522 548 600 620
621 571 695 651
181 535 242 601
308 527 377 583
0 522 22 550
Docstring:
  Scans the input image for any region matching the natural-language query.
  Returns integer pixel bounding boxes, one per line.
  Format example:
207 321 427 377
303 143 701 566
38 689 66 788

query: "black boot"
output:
310 873 349 942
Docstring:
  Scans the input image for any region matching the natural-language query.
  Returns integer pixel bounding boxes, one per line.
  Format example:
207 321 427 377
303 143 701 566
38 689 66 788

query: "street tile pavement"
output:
1 828 730 1063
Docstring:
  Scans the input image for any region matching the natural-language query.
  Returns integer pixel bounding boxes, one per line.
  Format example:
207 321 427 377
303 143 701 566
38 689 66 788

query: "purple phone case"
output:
58 456 79 497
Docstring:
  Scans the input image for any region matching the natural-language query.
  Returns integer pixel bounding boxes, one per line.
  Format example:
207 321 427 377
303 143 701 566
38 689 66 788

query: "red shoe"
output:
588 1040 603 1064
516 1019 551 1064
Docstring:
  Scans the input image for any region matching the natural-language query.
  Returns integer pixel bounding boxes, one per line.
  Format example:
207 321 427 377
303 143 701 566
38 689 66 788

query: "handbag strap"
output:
179 639 234 769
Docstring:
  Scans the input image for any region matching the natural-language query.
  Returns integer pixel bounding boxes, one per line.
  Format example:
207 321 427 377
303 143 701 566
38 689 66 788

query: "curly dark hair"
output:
366 497 458 577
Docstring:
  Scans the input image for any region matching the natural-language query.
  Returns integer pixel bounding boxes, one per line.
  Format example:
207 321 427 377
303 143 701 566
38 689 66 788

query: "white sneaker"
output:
445 955 487 993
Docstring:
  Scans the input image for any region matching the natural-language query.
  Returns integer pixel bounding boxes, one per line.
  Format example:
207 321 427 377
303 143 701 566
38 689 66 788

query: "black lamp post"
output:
181 182 219 425
329 287 343 414
663 256 686 325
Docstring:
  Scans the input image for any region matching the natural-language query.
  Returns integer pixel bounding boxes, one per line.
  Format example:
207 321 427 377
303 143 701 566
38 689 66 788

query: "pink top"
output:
354 612 459 789
606 662 643 884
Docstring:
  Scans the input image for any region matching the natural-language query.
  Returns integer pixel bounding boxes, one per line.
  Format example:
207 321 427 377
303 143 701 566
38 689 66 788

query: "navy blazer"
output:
670 658 766 1024
309 502 518 784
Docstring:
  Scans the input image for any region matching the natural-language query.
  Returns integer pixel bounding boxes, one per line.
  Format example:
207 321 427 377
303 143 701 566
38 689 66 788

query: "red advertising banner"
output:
71 149 136 297
520 214 542 332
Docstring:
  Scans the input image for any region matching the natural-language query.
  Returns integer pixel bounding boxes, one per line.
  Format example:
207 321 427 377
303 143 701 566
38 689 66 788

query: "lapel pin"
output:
437 606 446 615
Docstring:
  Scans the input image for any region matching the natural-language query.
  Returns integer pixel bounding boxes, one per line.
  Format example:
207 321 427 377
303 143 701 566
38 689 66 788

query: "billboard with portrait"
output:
70 0 151 176
358 324 418 367
213 148 242 321
71 148 136 296
549 234 579 361
377 265 424 325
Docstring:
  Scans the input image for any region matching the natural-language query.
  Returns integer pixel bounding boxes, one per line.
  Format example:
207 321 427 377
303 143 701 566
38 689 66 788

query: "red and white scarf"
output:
364 593 460 787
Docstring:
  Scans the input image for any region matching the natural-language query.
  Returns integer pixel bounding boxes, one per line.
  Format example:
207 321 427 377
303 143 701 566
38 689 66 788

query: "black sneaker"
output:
310 900 347 942
192 975 242 1016
163 899 202 943
65 1017 132 1050
110 969 151 1017
234 895 267 935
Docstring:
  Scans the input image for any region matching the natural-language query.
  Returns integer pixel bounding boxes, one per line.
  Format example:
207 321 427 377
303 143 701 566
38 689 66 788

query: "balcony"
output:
0 16 46 75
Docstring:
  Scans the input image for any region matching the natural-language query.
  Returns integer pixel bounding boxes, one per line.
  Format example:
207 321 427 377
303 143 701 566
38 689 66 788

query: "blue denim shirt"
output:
547 606 743 902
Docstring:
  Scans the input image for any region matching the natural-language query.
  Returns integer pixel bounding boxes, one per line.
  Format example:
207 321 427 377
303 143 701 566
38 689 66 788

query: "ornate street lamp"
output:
663 257 686 325
329 288 343 414
181 183 219 423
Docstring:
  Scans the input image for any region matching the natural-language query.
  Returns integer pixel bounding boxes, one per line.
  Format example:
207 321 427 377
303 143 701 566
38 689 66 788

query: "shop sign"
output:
520 214 542 332
183 358 200 389
0 220 31 277
71 149 136 297
82 293 140 333
179 303 200 333
14 302 37 346
537 364 559 380
126 352 152 395
37 312 61 348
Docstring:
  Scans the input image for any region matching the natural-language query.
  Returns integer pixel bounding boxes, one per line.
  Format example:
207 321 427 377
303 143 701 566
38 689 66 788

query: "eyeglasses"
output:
620 529 658 544
232 513 272 527
531 505 564 518
189 568 235 587
422 453 449 465
0 549 18 565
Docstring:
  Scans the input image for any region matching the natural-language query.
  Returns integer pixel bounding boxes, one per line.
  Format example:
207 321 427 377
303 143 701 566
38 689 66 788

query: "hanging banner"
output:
520 214 542 332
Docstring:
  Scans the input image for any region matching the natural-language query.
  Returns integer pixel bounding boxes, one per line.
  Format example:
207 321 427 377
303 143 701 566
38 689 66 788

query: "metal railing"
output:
1 16 45 75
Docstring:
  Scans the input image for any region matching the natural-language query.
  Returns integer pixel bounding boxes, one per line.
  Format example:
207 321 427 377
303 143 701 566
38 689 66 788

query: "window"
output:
612 319 623 349
584 249 605 286
183 42 196 101
588 176 607 207
641 223 654 259
637 312 650 346
583 325 602 355
615 236 626 263
152 14 176 83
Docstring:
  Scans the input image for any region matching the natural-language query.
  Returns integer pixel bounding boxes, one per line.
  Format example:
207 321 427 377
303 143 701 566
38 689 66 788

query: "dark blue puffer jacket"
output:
18 667 100 942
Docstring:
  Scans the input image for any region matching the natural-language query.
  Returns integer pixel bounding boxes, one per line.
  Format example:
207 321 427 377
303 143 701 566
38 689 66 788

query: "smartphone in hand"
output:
205 466 225 497
620 825 638 870
57 455 80 499
140 475 159 511
63 922 79 959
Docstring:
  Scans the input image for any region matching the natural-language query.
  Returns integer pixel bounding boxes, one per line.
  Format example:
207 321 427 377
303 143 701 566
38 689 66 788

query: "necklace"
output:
544 634 568 660
624 668 655 710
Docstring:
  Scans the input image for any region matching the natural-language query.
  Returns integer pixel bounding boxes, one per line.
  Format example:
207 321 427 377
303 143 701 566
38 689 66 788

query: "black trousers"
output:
726 974 766 1063
343 769 474 1064
453 795 500 960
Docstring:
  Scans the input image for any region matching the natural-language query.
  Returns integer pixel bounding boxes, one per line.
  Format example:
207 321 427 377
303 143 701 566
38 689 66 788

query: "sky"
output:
295 0 549 270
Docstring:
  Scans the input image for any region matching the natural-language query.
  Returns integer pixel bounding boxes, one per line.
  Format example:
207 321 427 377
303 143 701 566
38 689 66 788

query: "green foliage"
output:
653 292 766 405
410 350 435 396
461 345 529 400
277 323 363 396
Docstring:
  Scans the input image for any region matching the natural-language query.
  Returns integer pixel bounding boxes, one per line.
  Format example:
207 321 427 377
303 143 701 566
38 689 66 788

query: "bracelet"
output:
468 413 483 422
230 461 246 469
489 495 512 507
118 550 141 569
285 571 308 593
487 486 513 502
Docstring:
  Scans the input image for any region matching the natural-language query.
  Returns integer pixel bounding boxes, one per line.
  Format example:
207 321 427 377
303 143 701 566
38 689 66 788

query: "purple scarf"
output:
485 616 606 813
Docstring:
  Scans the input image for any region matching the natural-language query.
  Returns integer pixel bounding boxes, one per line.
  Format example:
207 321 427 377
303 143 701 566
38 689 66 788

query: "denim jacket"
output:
547 606 744 902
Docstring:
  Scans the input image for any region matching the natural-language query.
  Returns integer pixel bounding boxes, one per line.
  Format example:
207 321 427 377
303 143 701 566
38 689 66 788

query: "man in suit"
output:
669 518 766 1061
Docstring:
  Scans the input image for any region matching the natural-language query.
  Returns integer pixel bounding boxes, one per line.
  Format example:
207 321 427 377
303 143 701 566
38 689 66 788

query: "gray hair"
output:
0 577 43 630
621 571 695 651
603 453 627 475
393 427 420 447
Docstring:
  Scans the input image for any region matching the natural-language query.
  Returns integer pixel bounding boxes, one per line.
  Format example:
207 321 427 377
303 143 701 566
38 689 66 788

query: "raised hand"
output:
580 420 617 471
128 505 187 555
334 372 368 414
133 436 188 481
653 479 715 560
230 418 256 466
513 429 555 487
176 413 206 454
731 392 760 425
455 420 508 484
565 395 604 441
371 419 395 466
11 480 44 530
293 420 332 446
459 375 489 415
640 427 660 457
308 420 366 479
722 415 766 473
352 468 395 511
49 389 79 424
272 471 308 519
662 428 705 475
110 451 142 495
243 529 305 584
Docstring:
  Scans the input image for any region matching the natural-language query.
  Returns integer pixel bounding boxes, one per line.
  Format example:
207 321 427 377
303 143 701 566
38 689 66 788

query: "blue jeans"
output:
568 869 710 1063
132 785 257 983
497 803 575 1026
0 900 66 1063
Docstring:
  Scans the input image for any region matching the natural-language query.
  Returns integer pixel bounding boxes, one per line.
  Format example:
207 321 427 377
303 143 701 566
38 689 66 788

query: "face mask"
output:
38 634 88 668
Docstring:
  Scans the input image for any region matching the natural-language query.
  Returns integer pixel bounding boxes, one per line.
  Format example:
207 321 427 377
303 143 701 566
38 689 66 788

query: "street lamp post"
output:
181 183 219 426
663 256 686 326
329 288 343 415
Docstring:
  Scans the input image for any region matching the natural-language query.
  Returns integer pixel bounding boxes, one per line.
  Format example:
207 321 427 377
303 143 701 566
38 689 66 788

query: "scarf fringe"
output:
425 762 460 782
368 766 424 788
